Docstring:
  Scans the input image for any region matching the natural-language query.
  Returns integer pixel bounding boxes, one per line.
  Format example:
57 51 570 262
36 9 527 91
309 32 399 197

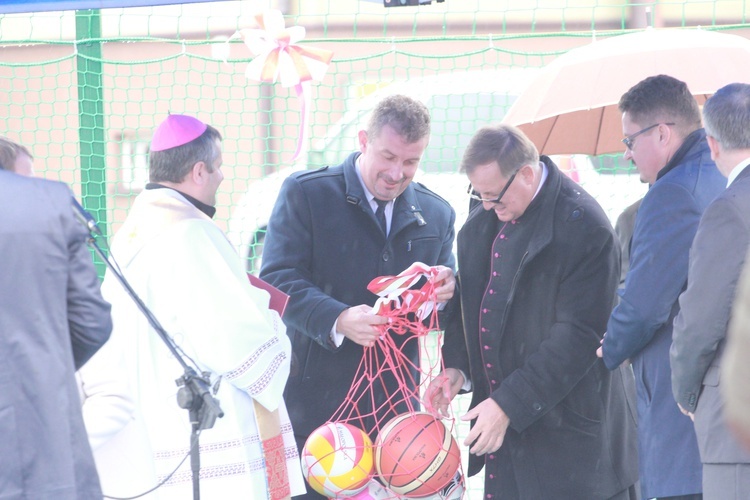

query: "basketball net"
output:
326 262 464 499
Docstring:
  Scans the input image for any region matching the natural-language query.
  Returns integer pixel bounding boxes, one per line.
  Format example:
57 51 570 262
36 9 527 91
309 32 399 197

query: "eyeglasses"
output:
467 170 518 205
622 122 675 150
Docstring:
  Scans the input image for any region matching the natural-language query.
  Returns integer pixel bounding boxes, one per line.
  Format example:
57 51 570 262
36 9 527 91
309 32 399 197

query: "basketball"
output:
301 421 374 497
374 412 461 497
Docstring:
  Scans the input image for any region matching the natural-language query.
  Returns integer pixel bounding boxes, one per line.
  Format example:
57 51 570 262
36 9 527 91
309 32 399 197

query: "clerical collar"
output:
145 182 217 218
518 160 549 220
532 160 548 200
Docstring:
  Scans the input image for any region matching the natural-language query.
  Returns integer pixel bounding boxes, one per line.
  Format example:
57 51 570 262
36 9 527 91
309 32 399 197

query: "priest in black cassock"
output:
425 124 639 500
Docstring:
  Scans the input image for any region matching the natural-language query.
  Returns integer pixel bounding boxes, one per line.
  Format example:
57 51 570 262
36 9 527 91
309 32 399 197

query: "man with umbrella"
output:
598 74 725 500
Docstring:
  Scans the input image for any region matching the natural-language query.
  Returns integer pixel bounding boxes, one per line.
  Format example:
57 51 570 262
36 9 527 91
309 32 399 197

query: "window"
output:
112 131 150 193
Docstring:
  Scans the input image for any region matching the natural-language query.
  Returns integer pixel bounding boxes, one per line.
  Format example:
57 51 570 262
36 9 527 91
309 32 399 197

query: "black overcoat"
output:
442 157 639 499
261 152 456 441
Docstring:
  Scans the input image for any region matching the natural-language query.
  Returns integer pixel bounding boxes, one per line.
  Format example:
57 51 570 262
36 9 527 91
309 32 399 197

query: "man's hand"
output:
423 368 464 419
461 398 510 455
431 266 456 303
336 305 389 347
596 333 629 366
596 332 606 358
678 403 695 422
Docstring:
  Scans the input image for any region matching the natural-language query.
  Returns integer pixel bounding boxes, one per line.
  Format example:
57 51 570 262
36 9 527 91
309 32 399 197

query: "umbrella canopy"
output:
503 28 750 155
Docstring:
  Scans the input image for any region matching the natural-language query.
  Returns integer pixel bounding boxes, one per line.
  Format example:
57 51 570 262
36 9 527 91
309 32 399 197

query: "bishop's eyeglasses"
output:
467 170 518 205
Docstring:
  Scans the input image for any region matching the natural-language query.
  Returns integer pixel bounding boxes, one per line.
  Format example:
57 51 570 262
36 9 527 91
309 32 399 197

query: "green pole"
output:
75 9 108 276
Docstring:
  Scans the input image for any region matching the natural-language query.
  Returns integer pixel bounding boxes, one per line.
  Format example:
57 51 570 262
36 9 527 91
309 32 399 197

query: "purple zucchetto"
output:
150 114 208 152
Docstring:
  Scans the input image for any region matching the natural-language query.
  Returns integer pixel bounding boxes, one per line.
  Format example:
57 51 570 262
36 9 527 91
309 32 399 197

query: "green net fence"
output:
2 0 749 495
4 0 750 272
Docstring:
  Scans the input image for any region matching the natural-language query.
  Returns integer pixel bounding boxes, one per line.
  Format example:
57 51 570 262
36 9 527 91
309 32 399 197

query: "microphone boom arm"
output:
75 203 223 500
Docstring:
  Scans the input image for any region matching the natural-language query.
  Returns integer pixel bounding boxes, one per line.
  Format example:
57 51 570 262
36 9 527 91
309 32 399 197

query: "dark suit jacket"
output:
442 157 638 499
260 152 456 438
614 197 643 288
0 170 111 498
671 163 750 464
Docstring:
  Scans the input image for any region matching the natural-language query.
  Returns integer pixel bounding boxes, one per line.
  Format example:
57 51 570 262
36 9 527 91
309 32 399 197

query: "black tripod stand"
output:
75 202 223 500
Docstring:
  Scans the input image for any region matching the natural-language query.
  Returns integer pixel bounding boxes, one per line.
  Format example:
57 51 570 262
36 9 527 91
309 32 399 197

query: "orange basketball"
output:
374 412 461 497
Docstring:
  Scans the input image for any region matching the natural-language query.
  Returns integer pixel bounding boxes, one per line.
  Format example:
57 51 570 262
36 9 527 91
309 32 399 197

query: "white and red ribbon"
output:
238 10 334 161
368 262 439 323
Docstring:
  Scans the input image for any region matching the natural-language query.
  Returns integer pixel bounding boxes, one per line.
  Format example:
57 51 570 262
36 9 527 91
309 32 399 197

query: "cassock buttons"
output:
569 208 584 221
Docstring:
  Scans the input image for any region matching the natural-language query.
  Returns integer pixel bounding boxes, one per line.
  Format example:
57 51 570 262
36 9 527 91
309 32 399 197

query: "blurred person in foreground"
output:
427 123 639 499
101 114 304 498
724 249 750 452
260 94 456 499
0 137 112 498
598 74 726 500
670 83 750 499
2 135 159 499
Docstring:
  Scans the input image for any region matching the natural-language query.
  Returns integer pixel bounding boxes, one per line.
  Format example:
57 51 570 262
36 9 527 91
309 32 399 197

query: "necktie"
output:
375 199 388 236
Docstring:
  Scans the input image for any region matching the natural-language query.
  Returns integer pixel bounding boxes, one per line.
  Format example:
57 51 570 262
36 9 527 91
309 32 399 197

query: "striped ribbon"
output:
367 262 439 324
239 10 334 161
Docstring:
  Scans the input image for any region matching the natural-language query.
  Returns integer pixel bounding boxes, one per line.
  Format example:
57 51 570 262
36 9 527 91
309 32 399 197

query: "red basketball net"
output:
317 262 464 499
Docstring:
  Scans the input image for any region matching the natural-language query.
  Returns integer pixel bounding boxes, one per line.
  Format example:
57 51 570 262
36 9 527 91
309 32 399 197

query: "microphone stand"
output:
81 224 223 500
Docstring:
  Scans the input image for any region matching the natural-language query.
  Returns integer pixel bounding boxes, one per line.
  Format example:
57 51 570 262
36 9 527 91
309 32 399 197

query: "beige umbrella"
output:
503 28 750 155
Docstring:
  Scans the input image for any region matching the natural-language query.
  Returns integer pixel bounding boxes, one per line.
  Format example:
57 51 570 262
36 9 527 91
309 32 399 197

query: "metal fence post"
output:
76 8 108 275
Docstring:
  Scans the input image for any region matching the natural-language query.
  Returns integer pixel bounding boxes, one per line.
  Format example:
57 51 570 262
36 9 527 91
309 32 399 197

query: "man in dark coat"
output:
670 83 750 499
599 75 725 500
260 94 457 499
614 198 642 288
0 160 112 498
426 124 639 499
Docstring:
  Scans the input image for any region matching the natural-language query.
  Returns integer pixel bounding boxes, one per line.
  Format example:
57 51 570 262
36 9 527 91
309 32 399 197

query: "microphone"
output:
72 197 103 236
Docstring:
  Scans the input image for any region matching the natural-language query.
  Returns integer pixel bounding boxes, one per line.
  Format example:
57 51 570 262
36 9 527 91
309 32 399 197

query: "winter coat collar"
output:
657 128 706 182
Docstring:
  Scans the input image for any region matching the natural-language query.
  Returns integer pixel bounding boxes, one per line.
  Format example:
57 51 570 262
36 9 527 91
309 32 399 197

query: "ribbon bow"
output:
368 262 440 324
239 10 334 160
